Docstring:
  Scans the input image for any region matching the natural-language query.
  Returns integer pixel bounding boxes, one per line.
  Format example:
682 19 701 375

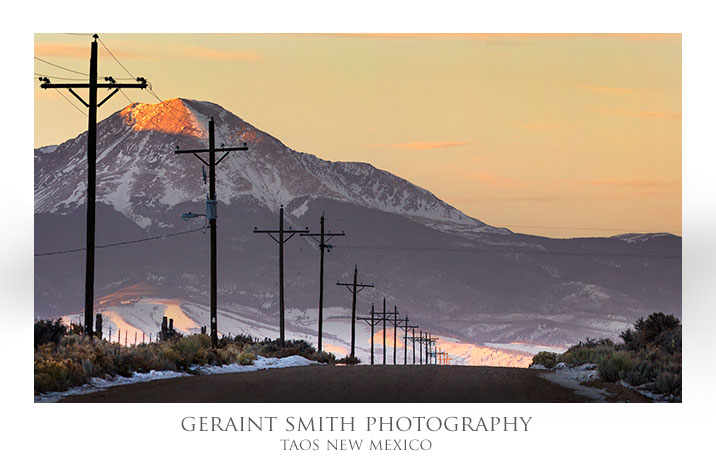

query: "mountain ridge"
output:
35 98 504 237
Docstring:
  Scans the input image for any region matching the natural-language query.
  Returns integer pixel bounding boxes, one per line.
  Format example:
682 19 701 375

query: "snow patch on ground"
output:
616 380 670 402
194 355 319 375
34 355 320 403
534 363 609 401
34 370 190 403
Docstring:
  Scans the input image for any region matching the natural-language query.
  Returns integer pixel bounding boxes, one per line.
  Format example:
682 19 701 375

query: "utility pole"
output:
176 118 248 347
254 206 308 346
391 306 400 364
417 330 425 365
301 214 344 352
357 303 381 365
374 298 398 365
383 299 387 364
426 332 438 365
337 266 374 358
39 35 147 337
399 316 418 365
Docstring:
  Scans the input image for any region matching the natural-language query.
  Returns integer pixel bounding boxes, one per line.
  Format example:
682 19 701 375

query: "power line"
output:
34 226 205 257
34 73 87 81
336 244 680 259
328 217 680 234
97 36 135 80
38 35 149 339
53 88 87 117
34 56 88 76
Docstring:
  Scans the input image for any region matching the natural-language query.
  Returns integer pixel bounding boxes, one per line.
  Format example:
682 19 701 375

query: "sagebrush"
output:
34 325 335 394
529 312 681 400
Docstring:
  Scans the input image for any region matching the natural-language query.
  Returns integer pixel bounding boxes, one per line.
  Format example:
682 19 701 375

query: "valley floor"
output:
58 365 649 403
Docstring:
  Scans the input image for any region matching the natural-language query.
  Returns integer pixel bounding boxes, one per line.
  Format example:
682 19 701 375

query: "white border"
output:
4 1 714 462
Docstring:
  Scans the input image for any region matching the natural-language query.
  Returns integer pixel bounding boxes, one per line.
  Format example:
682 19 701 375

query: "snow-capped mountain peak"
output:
120 98 208 138
35 98 505 235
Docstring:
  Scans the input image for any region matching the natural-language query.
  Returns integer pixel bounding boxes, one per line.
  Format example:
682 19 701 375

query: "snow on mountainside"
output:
35 98 505 236
612 233 675 244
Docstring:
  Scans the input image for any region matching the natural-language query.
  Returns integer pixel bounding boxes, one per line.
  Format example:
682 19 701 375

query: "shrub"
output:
622 359 659 386
34 358 88 393
237 351 257 366
34 319 67 347
653 371 681 398
654 326 682 355
335 354 359 365
619 327 639 351
560 341 615 366
174 335 212 369
531 351 558 368
598 352 635 382
623 313 681 351
34 330 328 393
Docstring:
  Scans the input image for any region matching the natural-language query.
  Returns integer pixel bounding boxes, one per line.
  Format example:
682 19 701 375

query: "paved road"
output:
60 365 594 402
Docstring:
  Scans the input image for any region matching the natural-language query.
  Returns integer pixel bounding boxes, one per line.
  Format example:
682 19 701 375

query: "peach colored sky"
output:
34 33 681 238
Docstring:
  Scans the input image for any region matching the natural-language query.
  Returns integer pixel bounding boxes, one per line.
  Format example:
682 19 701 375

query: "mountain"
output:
34 98 681 363
35 98 502 236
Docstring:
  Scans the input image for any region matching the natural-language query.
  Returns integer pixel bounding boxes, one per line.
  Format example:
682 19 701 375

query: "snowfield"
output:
34 355 320 403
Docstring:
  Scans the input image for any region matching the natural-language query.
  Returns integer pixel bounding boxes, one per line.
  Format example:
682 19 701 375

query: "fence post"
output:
161 317 168 341
95 314 103 339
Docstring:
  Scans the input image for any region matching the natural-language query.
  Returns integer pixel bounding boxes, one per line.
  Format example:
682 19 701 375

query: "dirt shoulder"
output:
60 365 603 403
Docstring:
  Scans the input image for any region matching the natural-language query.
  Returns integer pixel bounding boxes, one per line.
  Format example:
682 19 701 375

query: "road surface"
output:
59 364 619 402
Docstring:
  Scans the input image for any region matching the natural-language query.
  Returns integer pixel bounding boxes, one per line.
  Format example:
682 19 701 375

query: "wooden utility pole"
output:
301 214 344 352
357 303 381 365
39 35 147 337
383 299 387 364
426 332 439 365
176 118 248 347
374 299 398 365
254 206 308 346
398 316 418 365
417 330 425 365
337 266 374 358
391 306 400 364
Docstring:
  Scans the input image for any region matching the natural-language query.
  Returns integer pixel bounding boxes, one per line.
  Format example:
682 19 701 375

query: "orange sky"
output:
34 33 681 237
